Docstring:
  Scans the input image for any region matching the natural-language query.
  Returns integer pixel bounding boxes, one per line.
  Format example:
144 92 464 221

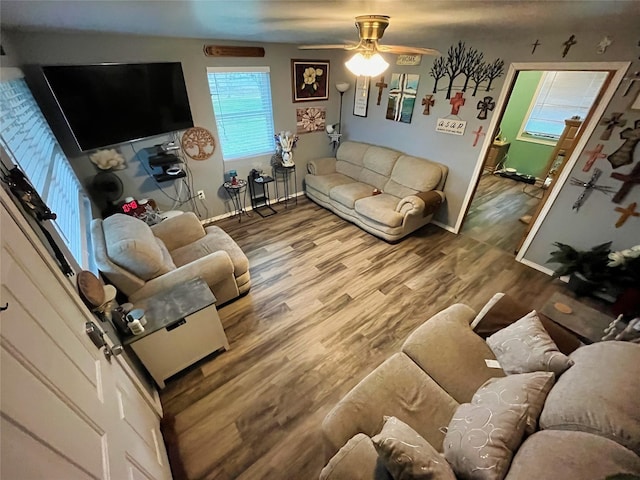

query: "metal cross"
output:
562 34 577 58
375 76 388 106
570 168 617 211
476 96 495 120
531 39 541 54
421 94 435 115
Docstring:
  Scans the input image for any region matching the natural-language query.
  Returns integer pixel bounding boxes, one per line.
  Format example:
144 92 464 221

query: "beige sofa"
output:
320 294 640 479
305 141 448 242
91 212 250 305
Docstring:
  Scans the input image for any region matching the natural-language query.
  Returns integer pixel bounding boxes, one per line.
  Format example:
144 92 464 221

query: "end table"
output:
223 179 248 222
273 165 297 208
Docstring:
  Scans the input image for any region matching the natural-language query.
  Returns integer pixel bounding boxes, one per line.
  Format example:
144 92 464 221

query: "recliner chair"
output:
91 212 250 305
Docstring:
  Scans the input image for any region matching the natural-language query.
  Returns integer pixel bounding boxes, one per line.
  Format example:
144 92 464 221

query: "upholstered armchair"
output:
91 212 250 305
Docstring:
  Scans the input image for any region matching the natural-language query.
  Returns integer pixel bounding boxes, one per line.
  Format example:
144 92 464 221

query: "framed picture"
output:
353 76 370 117
291 59 330 103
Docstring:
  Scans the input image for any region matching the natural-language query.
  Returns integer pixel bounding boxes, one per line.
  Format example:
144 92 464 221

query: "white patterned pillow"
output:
444 403 529 480
472 372 555 435
486 311 574 376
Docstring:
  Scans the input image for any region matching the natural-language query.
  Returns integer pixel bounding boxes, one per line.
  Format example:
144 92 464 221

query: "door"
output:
0 190 172 479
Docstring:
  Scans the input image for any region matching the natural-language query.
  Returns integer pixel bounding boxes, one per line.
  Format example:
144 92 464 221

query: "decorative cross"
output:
570 168 617 211
476 96 495 120
421 94 435 115
375 76 388 106
387 74 418 122
600 112 627 141
597 36 612 54
611 160 640 204
608 119 640 169
472 125 485 147
531 39 541 54
449 92 465 115
582 144 607 172
562 34 577 58
614 202 639 228
622 71 640 96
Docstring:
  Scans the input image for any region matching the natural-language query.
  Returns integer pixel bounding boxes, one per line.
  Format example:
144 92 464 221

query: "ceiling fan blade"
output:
298 44 359 51
378 45 441 55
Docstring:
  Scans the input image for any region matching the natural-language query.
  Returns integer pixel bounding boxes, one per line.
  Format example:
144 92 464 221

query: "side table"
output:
248 174 276 217
273 165 297 207
223 179 248 222
540 292 612 344
122 278 229 388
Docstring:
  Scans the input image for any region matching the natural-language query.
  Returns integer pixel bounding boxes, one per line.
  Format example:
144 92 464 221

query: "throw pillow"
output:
372 416 456 480
486 310 574 376
444 403 529 480
472 372 555 435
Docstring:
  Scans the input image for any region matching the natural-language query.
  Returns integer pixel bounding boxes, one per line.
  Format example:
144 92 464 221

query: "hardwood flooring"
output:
160 195 565 479
461 173 542 254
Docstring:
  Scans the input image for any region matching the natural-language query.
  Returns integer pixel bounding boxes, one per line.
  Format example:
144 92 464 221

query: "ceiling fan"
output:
299 15 440 76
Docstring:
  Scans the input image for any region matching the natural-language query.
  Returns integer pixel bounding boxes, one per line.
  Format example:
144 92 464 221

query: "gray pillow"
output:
472 372 555 435
444 403 528 480
372 416 456 480
486 310 574 376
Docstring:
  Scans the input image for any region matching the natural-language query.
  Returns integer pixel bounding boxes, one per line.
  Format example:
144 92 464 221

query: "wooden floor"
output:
461 173 542 254
159 195 566 480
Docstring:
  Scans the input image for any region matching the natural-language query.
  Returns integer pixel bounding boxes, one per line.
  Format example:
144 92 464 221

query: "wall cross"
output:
531 39 541 54
608 119 640 169
449 92 465 115
562 34 577 58
614 202 639 228
599 112 627 141
611 160 640 204
570 168 617 211
421 94 435 115
375 76 388 106
472 125 485 147
476 96 495 120
582 144 607 172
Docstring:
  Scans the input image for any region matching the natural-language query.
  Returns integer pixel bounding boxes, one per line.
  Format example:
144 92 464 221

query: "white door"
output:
0 191 173 480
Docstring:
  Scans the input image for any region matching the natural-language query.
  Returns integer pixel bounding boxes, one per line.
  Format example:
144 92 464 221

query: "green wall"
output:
499 71 555 178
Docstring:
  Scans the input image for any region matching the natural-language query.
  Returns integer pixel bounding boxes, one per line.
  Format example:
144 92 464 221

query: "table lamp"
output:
335 82 350 133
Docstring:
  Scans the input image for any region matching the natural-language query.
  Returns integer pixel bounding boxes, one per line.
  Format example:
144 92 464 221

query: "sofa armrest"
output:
129 250 234 303
151 212 206 251
307 157 337 176
395 191 445 217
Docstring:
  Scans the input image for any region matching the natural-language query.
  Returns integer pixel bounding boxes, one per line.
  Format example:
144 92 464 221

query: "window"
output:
0 69 94 272
207 67 275 161
519 71 608 143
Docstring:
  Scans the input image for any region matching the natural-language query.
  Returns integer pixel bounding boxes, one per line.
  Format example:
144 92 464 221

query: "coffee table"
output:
540 292 612 344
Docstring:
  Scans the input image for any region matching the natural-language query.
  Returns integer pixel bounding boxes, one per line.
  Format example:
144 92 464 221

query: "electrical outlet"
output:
197 190 205 200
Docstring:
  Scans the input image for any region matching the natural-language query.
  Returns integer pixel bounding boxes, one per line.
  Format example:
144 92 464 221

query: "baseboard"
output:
432 220 456 233
199 191 304 225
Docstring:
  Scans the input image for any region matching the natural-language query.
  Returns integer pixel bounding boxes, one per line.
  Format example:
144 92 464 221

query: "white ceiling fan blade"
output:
378 45 441 55
298 44 359 51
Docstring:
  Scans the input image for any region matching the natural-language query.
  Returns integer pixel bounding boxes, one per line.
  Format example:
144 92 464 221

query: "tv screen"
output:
42 62 194 151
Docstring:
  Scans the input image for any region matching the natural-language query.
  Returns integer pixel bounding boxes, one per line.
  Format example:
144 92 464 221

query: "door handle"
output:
85 321 123 363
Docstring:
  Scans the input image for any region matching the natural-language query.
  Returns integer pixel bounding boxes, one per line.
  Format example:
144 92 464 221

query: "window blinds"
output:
207 67 275 161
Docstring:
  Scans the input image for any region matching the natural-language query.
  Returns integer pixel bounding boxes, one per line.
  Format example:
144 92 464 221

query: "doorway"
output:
458 63 625 257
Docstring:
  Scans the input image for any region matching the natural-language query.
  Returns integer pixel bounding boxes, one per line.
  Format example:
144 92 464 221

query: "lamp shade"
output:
335 82 350 93
345 52 389 77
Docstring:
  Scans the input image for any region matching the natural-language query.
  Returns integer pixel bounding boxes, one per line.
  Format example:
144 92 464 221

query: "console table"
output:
123 278 229 388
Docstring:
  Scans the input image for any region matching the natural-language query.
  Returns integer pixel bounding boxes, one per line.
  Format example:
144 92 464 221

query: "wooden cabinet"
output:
484 141 510 173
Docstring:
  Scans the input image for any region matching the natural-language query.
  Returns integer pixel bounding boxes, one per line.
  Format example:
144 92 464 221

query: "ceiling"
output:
1 1 639 47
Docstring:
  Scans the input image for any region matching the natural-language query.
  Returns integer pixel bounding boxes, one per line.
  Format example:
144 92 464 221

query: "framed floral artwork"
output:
296 107 326 134
291 59 330 103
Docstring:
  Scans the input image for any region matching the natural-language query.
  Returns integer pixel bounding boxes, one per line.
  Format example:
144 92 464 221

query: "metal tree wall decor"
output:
429 41 504 99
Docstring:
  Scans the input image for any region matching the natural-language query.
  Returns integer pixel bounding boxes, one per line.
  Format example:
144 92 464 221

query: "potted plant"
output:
607 245 640 317
546 241 612 295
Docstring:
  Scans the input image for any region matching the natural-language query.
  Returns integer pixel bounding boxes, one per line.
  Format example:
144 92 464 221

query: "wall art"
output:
476 96 495 120
375 76 388 105
611 160 640 203
296 106 326 134
472 125 485 146
614 202 639 228
622 71 640 96
600 112 627 141
562 35 577 57
596 36 612 54
435 118 467 136
429 41 504 98
421 95 435 115
181 127 215 160
449 92 465 115
608 119 640 169
353 76 370 117
386 73 420 123
396 54 422 66
570 168 616 211
582 144 607 172
531 39 541 54
291 59 330 103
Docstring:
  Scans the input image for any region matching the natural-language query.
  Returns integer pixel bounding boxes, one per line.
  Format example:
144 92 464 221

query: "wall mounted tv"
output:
42 62 194 152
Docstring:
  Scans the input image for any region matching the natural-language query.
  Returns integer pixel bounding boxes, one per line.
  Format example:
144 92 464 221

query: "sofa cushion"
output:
330 182 375 209
444 402 528 480
372 416 456 480
472 372 555 435
306 172 355 196
321 353 459 456
471 292 582 355
320 433 391 480
486 310 574 376
103 214 169 280
402 304 505 404
540 341 640 455
386 155 443 194
336 141 369 166
362 146 400 176
354 194 404 227
505 430 640 480
336 160 363 180
358 167 389 191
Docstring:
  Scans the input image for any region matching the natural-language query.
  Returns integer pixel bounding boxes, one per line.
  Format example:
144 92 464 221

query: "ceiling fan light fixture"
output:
345 52 389 77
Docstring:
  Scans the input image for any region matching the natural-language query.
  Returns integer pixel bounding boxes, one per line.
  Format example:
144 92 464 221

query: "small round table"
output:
223 179 248 221
273 165 297 208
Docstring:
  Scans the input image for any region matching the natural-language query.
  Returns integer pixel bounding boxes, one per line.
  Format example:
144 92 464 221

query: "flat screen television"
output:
42 62 194 151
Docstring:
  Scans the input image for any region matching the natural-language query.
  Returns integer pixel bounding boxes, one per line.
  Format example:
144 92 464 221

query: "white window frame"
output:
206 66 275 162
0 67 94 273
517 70 608 146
